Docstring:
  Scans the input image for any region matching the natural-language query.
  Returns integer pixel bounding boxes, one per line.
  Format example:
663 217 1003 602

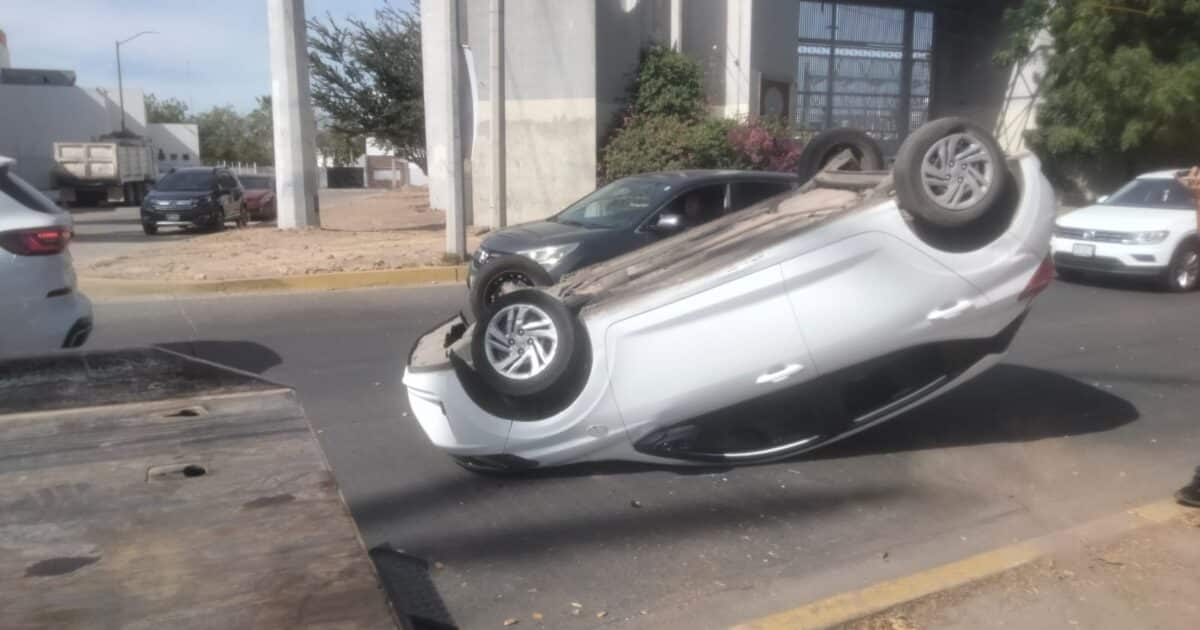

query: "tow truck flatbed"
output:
0 348 396 629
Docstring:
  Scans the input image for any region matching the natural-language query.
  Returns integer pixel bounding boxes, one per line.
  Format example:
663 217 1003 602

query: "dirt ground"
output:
83 188 483 281
844 510 1200 630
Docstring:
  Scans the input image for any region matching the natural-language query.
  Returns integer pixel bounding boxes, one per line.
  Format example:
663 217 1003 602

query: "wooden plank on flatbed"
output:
0 349 397 629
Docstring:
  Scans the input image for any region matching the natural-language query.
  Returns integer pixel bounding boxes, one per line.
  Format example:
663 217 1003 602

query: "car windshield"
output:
553 178 674 229
156 170 214 191
240 176 273 189
1103 178 1195 210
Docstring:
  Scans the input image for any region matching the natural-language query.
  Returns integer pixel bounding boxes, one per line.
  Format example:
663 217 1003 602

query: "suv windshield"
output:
156 170 214 192
554 178 674 229
240 176 273 189
1104 178 1195 210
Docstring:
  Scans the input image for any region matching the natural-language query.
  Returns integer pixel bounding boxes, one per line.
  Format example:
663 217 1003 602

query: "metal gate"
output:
796 1 933 155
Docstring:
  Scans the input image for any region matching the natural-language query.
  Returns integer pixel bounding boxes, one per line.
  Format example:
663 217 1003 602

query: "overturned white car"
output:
403 118 1056 472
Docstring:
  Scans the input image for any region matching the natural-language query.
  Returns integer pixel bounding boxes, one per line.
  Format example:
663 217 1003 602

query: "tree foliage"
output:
189 96 275 166
145 94 189 124
308 2 425 171
1000 0 1200 173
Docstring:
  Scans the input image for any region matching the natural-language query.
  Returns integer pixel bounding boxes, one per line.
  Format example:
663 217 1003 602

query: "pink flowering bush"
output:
727 118 804 173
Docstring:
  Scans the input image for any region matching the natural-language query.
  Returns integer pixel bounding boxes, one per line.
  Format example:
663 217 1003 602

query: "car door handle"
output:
927 299 973 321
756 364 804 385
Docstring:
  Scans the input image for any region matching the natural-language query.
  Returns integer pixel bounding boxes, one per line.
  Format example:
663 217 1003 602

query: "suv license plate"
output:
167 214 180 221
1072 243 1095 258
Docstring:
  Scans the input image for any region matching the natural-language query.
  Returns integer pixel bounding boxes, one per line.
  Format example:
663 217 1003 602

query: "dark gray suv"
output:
468 170 799 317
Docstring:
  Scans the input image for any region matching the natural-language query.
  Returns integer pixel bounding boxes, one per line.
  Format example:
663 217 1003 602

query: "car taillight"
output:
1019 255 1054 301
0 226 71 256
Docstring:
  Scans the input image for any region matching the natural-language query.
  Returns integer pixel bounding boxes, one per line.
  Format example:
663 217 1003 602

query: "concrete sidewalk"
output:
844 505 1200 630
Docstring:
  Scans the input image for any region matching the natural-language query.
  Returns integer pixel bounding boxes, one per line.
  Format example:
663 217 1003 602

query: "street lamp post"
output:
115 30 156 134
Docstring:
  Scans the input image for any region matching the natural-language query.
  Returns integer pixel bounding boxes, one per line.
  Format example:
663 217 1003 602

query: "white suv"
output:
1052 170 1199 291
0 156 93 359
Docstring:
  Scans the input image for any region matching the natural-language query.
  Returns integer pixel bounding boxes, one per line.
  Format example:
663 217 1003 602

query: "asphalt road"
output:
87 279 1200 629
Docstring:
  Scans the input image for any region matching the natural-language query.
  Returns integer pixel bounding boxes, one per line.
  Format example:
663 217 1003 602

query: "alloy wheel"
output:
483 303 558 380
920 132 995 211
1178 250 1199 290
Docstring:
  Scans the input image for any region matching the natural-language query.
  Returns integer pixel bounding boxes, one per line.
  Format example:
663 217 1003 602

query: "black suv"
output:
141 167 248 235
468 170 799 317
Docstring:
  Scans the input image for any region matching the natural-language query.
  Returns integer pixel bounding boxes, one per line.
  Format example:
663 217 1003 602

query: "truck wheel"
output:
796 128 884 182
472 289 577 398
470 256 554 321
894 117 1008 228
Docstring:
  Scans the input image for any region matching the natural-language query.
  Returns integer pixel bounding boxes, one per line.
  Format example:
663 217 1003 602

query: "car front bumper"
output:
1050 237 1168 276
141 205 223 226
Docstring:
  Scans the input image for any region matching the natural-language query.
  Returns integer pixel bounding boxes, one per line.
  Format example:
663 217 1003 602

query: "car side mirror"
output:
651 212 683 233
1097 195 1109 204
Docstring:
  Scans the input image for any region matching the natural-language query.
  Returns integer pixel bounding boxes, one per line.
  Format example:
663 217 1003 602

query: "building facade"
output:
422 0 1038 228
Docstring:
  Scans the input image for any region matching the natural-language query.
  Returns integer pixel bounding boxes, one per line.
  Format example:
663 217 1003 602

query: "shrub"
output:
601 116 743 181
631 46 706 120
727 118 803 173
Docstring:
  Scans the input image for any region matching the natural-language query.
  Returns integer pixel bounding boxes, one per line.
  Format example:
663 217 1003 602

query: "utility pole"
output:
445 0 467 259
489 0 506 229
115 31 156 134
267 0 320 229
670 0 683 50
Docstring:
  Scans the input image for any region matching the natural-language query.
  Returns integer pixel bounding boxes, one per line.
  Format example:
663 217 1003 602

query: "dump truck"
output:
51 133 156 207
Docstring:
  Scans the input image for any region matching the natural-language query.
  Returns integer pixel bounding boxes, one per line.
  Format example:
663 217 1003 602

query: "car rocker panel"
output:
404 120 1057 471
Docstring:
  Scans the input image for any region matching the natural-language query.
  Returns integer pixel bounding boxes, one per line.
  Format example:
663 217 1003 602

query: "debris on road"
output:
503 618 519 626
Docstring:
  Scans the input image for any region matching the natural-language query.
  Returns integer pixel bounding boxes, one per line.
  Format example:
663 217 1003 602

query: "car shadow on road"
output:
805 364 1139 461
1056 275 1167 294
157 340 283 375
72 230 197 245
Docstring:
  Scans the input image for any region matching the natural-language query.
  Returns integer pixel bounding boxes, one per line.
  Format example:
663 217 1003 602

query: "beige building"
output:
422 0 1040 228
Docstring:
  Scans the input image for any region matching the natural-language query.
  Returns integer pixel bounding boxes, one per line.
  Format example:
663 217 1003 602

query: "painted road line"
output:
732 499 1193 630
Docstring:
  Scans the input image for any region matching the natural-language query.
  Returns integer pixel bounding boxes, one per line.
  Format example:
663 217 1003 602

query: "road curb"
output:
731 499 1194 630
79 265 468 299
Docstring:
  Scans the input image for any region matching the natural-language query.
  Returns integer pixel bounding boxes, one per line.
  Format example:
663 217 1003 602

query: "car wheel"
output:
796 127 885 182
472 289 577 398
470 256 555 320
1163 241 1200 292
142 222 158 236
894 117 1009 228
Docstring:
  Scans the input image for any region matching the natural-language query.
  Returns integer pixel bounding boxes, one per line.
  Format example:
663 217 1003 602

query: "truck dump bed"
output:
0 349 397 628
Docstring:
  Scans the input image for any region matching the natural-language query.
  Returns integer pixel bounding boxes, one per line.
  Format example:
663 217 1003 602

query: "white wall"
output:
146 123 200 174
0 84 145 189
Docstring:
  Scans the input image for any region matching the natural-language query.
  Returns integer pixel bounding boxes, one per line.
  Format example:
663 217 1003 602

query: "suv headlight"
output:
519 243 579 270
1122 230 1169 245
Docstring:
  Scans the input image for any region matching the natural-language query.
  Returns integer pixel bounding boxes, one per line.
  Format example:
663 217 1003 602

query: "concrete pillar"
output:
422 0 467 258
670 0 683 50
267 0 319 229
490 0 507 229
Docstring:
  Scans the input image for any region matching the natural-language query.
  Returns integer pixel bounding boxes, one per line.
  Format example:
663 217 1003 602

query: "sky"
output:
1 0 414 114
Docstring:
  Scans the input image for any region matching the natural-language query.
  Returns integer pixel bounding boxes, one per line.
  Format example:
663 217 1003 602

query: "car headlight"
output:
519 243 579 270
1122 230 1169 245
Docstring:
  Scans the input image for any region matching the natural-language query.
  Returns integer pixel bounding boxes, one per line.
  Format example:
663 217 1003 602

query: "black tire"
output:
1057 268 1085 283
209 209 226 232
895 117 1009 228
472 289 576 398
469 256 555 320
796 127 885 182
133 182 146 206
142 222 158 236
236 204 249 228
1162 240 1200 293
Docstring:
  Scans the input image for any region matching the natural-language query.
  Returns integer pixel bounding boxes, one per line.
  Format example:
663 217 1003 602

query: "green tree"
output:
240 96 275 166
631 45 706 120
145 93 189 123
1000 0 1200 175
308 2 425 171
316 121 366 167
